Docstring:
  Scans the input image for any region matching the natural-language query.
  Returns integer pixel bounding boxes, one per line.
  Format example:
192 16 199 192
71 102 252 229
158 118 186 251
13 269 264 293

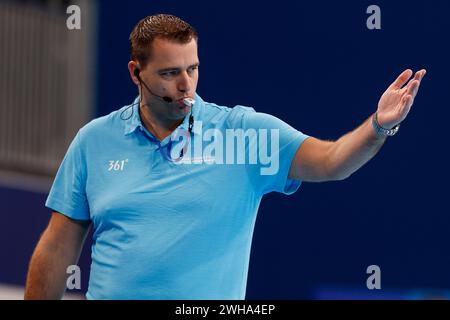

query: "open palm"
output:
376 69 426 129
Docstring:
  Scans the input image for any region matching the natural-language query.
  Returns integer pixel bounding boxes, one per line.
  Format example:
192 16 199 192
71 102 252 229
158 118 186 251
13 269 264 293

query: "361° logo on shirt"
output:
108 159 129 171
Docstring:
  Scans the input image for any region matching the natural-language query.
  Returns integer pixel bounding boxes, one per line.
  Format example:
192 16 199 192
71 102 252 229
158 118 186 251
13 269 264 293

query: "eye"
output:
188 66 198 74
161 70 178 77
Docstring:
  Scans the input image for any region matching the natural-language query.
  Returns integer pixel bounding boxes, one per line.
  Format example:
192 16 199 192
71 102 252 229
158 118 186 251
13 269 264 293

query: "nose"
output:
177 71 192 94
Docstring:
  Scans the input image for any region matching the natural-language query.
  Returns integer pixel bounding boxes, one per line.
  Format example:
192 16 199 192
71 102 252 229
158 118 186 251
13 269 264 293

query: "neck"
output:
138 105 183 141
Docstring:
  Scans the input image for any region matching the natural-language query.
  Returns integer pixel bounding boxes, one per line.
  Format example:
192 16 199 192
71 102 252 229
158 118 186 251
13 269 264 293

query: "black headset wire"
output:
120 70 194 135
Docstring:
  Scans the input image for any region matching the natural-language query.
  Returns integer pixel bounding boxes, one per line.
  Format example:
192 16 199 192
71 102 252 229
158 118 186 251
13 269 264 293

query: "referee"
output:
24 14 426 299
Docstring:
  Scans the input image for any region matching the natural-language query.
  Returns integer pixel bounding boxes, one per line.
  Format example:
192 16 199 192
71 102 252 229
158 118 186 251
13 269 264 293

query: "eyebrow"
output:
157 62 200 74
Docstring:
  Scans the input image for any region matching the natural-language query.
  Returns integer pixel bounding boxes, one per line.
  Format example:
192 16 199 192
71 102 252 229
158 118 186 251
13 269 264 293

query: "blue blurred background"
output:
1 0 449 299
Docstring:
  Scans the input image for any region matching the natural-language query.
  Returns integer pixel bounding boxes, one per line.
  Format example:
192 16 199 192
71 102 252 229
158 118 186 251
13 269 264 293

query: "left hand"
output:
376 69 426 129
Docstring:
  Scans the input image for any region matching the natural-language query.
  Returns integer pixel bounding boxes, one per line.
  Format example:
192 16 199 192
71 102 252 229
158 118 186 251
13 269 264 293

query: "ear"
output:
128 61 141 85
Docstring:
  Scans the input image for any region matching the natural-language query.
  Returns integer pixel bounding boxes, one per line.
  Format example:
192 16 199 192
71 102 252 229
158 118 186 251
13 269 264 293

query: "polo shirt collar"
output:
123 93 203 136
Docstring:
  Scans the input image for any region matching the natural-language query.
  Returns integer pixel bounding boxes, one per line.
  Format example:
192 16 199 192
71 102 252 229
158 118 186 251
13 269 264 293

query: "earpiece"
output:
134 68 141 80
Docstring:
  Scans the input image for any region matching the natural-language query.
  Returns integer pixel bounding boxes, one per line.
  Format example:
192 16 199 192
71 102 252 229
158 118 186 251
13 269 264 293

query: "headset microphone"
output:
121 68 195 129
134 68 173 103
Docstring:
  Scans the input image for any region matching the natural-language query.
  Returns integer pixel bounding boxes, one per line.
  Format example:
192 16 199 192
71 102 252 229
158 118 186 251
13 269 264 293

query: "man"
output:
24 14 426 299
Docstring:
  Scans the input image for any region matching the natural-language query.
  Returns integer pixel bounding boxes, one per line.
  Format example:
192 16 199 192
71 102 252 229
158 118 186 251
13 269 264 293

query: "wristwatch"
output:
372 112 400 137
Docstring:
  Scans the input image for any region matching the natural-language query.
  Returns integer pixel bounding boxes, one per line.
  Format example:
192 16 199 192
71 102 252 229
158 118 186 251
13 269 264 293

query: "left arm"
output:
289 68 426 182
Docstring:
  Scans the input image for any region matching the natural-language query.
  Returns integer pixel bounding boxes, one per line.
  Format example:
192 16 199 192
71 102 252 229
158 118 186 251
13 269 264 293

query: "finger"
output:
406 79 420 98
406 95 414 111
413 71 422 81
400 72 423 97
400 94 413 116
420 69 427 80
401 94 410 107
413 69 427 83
389 69 413 90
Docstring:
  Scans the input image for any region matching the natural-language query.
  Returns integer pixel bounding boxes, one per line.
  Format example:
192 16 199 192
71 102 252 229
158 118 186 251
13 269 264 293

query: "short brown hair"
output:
129 14 198 69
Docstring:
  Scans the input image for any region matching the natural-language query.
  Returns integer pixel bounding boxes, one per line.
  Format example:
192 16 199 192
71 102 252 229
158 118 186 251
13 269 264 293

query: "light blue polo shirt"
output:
45 93 310 299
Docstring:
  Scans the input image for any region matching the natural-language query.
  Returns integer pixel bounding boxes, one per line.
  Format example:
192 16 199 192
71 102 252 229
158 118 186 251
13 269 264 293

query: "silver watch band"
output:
372 113 400 137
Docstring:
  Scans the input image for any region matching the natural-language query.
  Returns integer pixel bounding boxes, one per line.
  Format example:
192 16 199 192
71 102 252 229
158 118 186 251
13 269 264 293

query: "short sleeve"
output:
228 106 310 196
45 131 90 220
